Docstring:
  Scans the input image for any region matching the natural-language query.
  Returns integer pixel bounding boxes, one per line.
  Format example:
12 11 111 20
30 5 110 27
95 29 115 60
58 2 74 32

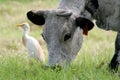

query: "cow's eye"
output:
64 33 71 41
41 33 45 40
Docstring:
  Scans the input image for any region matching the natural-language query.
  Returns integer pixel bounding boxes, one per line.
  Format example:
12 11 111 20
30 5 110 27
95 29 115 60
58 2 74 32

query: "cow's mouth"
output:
42 65 62 71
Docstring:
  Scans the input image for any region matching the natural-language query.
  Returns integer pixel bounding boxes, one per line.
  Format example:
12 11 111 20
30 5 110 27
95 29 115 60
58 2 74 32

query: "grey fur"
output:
27 0 120 70
94 0 120 31
42 10 83 66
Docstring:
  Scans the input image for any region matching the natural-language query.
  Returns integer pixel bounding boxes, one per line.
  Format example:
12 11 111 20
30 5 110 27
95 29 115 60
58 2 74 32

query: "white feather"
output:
19 22 45 62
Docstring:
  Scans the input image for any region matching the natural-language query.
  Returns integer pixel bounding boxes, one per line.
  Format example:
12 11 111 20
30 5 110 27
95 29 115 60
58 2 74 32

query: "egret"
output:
17 22 45 62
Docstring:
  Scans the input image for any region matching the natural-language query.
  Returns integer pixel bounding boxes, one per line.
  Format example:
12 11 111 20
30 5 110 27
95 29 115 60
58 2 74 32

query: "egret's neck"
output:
23 30 30 39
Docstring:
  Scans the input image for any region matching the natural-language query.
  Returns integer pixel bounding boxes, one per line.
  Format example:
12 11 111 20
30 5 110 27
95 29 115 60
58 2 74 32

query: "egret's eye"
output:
64 33 71 41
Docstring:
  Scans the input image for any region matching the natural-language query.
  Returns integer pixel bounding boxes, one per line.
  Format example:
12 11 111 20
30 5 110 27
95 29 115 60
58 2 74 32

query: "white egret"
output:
17 22 45 62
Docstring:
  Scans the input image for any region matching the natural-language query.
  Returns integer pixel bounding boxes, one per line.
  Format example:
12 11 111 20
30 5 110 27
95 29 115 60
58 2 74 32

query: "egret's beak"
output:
16 23 24 27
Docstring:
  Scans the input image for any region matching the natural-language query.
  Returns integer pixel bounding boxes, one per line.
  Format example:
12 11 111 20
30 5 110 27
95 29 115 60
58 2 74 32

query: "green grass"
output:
0 0 119 80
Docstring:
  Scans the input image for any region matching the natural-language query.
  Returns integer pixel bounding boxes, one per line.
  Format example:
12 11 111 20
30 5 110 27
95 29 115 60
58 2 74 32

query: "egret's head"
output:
17 22 30 31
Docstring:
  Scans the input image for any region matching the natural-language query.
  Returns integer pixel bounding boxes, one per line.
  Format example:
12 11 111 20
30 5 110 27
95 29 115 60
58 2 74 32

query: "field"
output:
0 0 119 80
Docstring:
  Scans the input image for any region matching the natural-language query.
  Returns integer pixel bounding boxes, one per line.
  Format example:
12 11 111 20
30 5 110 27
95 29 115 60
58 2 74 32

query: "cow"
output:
26 0 120 71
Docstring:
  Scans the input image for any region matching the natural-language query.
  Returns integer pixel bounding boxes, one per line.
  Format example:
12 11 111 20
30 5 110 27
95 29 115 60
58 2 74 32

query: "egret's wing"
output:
26 37 39 59
26 37 45 62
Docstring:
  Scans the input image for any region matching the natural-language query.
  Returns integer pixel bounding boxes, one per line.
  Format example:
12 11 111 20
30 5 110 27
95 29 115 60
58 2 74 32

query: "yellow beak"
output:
16 23 24 27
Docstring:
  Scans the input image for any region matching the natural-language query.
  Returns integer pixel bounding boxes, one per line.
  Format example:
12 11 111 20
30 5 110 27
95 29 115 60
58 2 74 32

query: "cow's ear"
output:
85 0 99 15
75 17 94 35
27 10 45 25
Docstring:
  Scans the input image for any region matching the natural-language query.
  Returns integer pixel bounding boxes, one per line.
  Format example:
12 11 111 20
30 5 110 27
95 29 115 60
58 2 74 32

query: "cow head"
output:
27 9 94 66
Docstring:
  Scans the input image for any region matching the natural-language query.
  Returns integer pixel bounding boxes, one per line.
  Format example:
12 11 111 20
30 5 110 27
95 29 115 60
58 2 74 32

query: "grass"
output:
0 0 119 80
